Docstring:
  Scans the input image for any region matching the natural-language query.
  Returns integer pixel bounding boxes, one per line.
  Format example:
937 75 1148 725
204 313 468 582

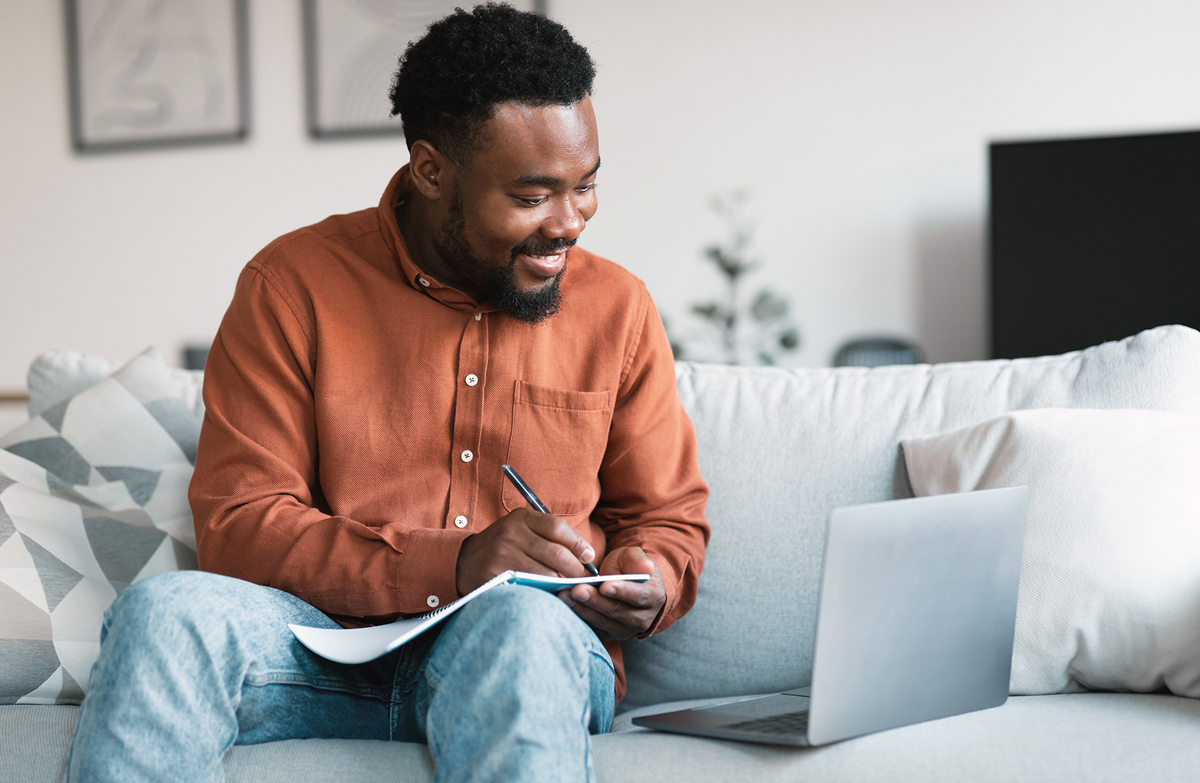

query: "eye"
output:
517 196 547 206
577 183 597 194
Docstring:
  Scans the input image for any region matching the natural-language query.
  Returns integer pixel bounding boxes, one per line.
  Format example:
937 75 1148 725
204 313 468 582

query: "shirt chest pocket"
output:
502 381 616 517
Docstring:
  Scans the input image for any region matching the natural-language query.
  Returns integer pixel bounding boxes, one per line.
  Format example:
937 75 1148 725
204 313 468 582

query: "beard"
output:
436 188 571 325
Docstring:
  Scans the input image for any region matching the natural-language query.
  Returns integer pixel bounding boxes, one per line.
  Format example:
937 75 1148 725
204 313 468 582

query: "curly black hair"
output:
389 3 596 164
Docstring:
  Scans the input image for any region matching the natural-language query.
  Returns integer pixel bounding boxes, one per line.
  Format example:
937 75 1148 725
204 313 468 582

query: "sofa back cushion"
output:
618 325 1200 712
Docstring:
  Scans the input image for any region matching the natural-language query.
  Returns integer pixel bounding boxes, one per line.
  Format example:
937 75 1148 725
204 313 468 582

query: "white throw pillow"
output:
902 408 1200 697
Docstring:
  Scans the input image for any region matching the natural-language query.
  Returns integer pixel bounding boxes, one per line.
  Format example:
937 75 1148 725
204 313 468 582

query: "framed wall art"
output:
303 0 546 140
65 0 250 153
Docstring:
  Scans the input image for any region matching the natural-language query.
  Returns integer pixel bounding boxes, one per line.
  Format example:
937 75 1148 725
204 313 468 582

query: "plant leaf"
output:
750 290 788 322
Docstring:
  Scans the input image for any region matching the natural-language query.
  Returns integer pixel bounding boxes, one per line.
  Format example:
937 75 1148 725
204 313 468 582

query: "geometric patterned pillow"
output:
25 346 205 423
0 349 200 704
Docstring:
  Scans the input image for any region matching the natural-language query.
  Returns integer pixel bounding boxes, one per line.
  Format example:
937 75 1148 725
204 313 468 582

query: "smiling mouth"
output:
518 249 569 278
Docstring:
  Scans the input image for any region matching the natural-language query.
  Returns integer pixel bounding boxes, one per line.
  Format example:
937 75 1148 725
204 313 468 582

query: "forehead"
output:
467 96 599 184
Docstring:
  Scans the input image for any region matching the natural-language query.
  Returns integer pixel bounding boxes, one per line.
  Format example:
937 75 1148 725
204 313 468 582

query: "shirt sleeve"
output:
189 262 470 618
592 285 711 637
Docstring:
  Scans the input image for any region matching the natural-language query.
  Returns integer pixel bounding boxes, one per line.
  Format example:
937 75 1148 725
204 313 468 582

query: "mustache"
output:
513 238 577 258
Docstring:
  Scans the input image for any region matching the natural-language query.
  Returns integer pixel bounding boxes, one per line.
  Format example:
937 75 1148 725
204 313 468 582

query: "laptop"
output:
633 486 1028 747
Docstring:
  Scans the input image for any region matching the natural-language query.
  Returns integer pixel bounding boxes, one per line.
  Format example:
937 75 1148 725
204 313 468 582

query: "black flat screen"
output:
990 129 1200 359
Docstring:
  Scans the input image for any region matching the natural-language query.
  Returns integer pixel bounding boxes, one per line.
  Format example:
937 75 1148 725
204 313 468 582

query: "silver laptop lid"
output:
806 486 1027 746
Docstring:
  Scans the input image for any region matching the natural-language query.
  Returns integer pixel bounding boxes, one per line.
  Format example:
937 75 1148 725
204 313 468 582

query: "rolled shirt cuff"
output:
399 526 475 613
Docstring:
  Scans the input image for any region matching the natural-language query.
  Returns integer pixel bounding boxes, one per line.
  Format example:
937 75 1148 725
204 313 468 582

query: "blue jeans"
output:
66 571 615 783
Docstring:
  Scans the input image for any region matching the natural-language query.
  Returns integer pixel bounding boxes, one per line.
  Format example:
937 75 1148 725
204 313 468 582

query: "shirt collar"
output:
377 165 499 315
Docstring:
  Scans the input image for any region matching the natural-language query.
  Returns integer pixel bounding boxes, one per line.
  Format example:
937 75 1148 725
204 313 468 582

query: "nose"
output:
541 193 588 242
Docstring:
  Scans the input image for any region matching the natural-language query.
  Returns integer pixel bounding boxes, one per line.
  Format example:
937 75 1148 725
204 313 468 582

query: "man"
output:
67 4 708 781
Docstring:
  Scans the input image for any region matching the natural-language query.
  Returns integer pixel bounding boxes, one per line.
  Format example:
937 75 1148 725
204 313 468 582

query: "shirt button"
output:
465 374 478 386
427 595 439 608
454 515 468 528
474 313 482 321
418 277 430 287
460 450 473 463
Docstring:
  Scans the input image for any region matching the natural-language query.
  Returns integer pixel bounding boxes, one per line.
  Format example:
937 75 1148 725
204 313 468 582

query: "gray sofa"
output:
4 325 1200 782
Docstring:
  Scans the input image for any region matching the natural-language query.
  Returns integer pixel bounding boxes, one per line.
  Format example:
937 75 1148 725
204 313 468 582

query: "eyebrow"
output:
514 157 601 187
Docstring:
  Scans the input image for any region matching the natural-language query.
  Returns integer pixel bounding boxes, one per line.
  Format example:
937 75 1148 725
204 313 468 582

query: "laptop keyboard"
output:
724 710 810 735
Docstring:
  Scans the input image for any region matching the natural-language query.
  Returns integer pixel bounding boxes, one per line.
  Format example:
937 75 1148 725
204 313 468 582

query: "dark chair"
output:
832 337 923 368
182 344 210 371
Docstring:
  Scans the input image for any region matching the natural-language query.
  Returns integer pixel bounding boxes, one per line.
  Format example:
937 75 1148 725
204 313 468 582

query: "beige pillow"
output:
902 408 1200 696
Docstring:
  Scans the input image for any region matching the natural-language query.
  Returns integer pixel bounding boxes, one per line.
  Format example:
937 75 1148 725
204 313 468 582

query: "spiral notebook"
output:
289 570 649 665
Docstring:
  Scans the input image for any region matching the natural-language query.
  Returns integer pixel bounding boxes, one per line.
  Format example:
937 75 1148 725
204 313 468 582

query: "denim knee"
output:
460 584 588 641
440 584 610 680
418 583 616 776
104 571 238 643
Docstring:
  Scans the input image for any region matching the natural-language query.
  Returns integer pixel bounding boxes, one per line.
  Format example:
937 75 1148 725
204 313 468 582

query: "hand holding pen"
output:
496 465 669 642
454 465 600 595
502 464 600 577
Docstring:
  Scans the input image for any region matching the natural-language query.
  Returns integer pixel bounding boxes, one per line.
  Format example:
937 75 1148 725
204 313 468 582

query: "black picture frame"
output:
65 0 250 153
303 0 547 140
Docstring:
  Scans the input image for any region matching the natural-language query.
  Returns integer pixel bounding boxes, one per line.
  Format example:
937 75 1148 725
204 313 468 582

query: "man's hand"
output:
561 546 666 641
456 508 597 595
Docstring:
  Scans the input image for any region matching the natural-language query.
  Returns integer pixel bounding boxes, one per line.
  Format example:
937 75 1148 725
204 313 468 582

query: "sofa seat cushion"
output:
0 705 79 783
223 738 435 782
600 693 1200 782
6 694 1200 782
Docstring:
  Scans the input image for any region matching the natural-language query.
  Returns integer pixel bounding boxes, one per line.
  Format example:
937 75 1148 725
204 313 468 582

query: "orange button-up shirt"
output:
189 167 710 699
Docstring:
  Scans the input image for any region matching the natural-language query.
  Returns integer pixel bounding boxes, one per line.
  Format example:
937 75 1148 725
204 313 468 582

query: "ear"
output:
408 140 452 201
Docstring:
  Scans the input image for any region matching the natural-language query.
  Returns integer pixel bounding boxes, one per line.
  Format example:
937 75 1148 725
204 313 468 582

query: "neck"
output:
394 197 487 302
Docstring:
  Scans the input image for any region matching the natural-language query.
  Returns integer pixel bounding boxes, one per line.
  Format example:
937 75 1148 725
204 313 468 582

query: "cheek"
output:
580 192 598 223
506 215 553 250
471 213 532 254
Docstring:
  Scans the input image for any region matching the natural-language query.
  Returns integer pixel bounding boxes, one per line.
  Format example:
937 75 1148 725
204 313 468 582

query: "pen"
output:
502 463 600 577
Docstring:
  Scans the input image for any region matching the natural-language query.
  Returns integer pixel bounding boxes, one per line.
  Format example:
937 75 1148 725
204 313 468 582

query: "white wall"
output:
2 0 1198 391
0 0 413 392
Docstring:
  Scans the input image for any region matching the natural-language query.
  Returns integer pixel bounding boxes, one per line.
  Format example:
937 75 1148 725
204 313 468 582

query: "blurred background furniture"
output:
832 337 923 367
